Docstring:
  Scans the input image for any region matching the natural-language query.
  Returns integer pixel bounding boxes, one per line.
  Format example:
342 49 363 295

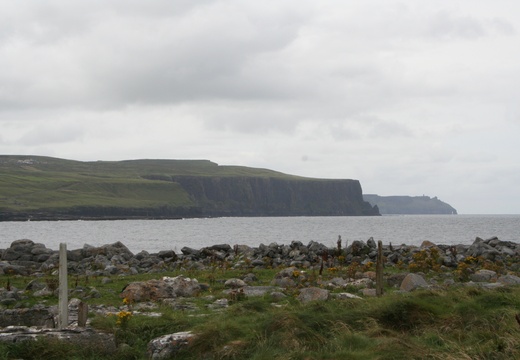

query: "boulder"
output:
120 276 200 302
361 288 377 297
0 305 55 328
224 278 247 288
0 327 116 350
469 269 497 283
271 277 297 288
497 274 520 285
400 273 428 292
297 287 329 303
147 331 196 359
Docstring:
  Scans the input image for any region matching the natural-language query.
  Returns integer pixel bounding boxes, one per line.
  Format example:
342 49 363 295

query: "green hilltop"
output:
0 155 378 220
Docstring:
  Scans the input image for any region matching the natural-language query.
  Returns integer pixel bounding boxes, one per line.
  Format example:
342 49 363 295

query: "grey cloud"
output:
18 123 85 146
0 1 310 111
429 11 487 39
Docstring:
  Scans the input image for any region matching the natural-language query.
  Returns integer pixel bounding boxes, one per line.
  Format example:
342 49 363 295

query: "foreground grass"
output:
2 269 520 359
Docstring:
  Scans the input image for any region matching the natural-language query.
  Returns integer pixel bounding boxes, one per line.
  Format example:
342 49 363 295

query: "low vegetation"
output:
2 266 520 359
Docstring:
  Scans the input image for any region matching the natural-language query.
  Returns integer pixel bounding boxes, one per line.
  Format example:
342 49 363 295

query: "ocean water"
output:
0 215 518 254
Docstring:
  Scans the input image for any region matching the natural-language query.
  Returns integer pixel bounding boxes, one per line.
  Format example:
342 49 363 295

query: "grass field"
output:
3 268 520 359
0 155 305 214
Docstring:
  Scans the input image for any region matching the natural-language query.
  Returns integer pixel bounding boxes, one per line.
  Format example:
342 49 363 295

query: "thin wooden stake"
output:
58 243 68 329
376 240 384 297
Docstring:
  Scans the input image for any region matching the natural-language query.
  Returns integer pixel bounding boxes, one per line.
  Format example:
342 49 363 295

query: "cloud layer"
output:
1 0 519 214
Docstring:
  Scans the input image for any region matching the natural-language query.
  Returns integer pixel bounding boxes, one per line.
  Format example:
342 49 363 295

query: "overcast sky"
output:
1 1 519 214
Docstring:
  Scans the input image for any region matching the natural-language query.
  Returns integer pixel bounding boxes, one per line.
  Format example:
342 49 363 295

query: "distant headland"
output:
363 194 457 215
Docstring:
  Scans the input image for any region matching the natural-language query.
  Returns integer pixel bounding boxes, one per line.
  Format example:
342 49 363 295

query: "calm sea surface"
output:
0 215 518 254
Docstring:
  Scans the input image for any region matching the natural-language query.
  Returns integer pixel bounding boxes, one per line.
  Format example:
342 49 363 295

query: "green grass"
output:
0 155 310 214
3 269 520 359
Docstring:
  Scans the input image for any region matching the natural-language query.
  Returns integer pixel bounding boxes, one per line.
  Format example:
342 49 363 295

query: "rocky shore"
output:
1 236 519 277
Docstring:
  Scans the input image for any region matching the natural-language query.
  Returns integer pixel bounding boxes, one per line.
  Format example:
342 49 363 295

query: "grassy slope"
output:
3 269 520 359
0 155 306 212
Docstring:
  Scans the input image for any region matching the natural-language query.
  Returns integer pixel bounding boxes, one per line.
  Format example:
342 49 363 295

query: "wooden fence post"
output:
376 240 384 297
58 243 68 329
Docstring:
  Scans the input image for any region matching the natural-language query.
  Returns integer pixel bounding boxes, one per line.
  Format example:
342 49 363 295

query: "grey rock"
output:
270 292 287 301
25 279 46 292
120 276 200 302
497 274 520 285
297 287 329 303
335 292 363 300
361 288 377 297
224 278 247 288
271 277 297 288
400 273 429 292
0 305 55 327
147 331 196 360
469 269 497 283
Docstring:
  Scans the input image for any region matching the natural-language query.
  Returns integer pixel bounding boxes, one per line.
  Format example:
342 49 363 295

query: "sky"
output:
1 1 519 214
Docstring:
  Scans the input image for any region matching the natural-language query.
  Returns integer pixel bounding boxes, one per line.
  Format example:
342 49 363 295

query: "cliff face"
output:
174 176 379 216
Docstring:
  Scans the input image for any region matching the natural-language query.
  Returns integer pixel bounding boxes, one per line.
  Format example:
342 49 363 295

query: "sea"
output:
0 215 519 254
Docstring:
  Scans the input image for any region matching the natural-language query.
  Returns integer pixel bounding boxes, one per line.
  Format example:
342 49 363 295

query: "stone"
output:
270 292 287 301
25 279 46 292
0 305 56 327
156 250 177 260
469 269 497 283
328 277 348 287
420 240 437 249
147 331 196 359
400 273 429 292
497 274 520 285
224 278 247 288
297 287 329 303
208 298 229 309
207 244 232 252
361 288 377 297
0 326 116 351
241 286 279 297
242 273 258 283
335 292 363 300
271 277 296 288
120 276 200 302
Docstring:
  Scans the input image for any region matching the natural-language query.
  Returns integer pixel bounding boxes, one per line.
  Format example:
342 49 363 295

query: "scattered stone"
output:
297 287 329 303
270 292 287 301
147 331 196 359
361 288 377 297
0 305 55 328
224 278 247 288
208 299 229 309
470 269 497 283
120 276 200 302
0 326 116 350
400 273 429 292
498 274 520 285
335 292 363 300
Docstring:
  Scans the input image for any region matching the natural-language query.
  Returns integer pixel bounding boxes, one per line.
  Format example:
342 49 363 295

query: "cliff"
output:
363 194 457 215
172 176 379 217
0 155 379 220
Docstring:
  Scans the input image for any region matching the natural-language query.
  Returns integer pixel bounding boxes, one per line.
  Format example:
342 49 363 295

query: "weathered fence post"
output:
78 301 88 327
376 240 384 297
58 243 68 329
